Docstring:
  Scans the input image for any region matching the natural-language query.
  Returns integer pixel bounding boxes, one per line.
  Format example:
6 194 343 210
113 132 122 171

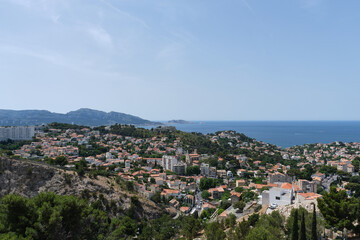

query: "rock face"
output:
0 157 163 220
0 108 160 126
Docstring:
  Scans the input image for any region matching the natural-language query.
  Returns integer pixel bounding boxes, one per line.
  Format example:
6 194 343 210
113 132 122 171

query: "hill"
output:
0 157 164 220
0 108 160 126
0 157 167 239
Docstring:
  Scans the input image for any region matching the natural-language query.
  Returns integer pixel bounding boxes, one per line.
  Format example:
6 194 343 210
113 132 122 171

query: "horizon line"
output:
153 120 360 122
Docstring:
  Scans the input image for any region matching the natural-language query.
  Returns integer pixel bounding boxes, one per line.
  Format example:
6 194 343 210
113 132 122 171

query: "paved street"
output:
322 175 338 191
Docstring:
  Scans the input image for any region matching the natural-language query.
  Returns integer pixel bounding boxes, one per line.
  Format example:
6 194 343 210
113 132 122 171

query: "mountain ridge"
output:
0 108 160 126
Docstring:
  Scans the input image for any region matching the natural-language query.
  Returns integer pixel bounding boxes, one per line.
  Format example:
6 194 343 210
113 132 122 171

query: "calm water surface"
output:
143 121 360 148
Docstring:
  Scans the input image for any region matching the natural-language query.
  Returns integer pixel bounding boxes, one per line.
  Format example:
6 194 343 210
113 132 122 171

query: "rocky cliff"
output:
0 157 164 220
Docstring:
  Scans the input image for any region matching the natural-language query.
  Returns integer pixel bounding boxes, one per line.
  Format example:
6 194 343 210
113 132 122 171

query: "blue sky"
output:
1 0 359 121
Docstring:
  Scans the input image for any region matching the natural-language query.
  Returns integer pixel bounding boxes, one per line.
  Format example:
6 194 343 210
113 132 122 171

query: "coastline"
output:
140 121 360 148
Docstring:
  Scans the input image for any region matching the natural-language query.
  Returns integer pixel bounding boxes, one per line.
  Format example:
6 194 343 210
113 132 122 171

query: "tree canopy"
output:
317 187 358 232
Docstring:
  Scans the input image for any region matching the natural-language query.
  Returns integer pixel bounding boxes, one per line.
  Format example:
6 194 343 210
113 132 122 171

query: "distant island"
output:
167 119 192 124
0 108 161 126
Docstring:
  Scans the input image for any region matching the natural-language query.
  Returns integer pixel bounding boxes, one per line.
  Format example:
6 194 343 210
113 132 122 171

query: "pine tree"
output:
311 205 317 240
292 209 299 240
300 211 306 240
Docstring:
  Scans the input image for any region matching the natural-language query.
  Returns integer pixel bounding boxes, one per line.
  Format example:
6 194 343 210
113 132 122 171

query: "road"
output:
173 211 180 219
321 174 338 192
192 188 203 215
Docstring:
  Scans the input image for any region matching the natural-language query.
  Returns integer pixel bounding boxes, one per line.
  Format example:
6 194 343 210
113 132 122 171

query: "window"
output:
276 196 280 200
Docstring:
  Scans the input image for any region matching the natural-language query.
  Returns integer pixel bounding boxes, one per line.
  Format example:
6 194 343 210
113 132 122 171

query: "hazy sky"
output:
1 0 360 121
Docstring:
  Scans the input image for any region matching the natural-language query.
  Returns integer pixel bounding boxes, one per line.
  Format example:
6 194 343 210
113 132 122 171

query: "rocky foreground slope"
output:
0 157 164 220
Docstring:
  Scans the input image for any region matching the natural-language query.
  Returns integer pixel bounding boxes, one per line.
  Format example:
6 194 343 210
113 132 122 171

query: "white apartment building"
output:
262 187 294 206
0 126 35 141
162 155 178 171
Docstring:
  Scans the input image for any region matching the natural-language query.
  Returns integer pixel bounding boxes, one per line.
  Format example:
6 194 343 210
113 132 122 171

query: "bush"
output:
64 173 72 185
125 181 135 192
248 213 260 226
0 192 112 239
234 201 246 212
26 167 32 177
200 210 210 219
219 200 231 210
255 204 262 212
151 191 162 203
201 190 210 200
199 178 216 191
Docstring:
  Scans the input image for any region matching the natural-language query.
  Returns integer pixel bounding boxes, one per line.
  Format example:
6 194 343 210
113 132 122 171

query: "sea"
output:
143 121 360 149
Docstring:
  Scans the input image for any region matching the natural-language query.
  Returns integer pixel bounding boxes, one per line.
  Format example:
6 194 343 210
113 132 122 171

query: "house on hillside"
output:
262 186 294 207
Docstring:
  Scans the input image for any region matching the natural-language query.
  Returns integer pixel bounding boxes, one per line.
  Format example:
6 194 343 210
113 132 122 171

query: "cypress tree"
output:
311 205 317 240
292 209 299 240
300 211 306 240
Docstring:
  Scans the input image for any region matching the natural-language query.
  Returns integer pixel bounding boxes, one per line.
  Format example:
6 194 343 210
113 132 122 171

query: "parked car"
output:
269 203 278 209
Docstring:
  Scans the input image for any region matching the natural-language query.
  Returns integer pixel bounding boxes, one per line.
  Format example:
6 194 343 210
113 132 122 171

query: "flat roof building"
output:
0 126 35 141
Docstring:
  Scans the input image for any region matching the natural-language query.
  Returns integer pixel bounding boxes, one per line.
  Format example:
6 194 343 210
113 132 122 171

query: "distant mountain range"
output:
0 108 161 126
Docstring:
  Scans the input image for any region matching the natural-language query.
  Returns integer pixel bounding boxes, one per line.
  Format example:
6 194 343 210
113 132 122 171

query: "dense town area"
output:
1 123 360 239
